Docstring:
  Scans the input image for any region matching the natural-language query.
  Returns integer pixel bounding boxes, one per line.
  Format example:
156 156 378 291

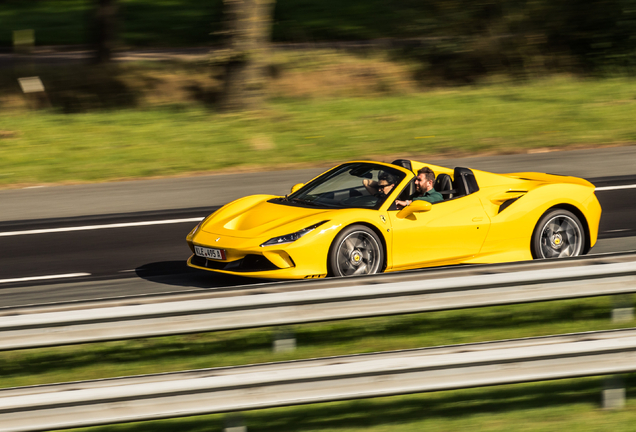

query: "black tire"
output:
531 209 586 259
328 225 384 277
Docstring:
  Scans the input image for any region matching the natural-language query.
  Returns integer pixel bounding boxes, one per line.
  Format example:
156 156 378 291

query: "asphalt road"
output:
3 146 636 222
0 147 635 307
0 176 635 307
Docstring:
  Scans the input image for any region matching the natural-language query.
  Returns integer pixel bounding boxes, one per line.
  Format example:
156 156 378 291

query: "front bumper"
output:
187 255 327 279
186 229 333 279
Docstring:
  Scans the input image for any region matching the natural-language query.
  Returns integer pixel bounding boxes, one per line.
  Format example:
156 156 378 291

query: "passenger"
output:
363 172 397 198
395 166 443 208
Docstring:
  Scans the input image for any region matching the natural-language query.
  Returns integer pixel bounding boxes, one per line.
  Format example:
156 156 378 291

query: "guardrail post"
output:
603 375 626 410
612 294 634 323
273 327 296 352
224 413 246 432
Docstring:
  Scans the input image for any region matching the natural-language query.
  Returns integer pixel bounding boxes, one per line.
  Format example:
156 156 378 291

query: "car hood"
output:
201 195 332 239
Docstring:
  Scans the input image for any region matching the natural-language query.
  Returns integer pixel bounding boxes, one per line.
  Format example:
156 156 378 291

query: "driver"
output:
396 166 443 208
363 172 397 198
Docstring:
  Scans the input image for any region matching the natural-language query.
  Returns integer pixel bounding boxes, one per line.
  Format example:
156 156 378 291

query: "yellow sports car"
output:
186 159 601 279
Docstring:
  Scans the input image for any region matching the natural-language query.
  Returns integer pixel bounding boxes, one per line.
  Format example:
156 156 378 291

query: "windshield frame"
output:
272 162 411 210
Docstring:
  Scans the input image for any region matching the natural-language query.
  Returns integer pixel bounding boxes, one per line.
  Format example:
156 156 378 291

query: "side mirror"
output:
290 183 305 194
396 200 432 219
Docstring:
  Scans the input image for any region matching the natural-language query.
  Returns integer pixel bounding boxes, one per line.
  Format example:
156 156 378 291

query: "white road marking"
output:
0 273 90 284
0 183 632 237
0 217 204 237
596 184 636 191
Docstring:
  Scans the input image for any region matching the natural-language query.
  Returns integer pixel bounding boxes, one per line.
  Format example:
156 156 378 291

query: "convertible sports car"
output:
186 159 601 279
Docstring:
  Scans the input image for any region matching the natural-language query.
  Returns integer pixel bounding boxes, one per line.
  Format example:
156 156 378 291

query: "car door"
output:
387 193 490 270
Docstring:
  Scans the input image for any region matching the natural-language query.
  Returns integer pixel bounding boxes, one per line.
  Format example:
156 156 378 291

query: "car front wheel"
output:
329 225 384 277
532 209 585 259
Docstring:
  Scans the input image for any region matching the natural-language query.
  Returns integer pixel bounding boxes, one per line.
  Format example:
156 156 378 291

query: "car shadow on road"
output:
135 260 264 289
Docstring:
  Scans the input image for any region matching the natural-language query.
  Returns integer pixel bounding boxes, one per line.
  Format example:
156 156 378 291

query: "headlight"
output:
260 221 328 247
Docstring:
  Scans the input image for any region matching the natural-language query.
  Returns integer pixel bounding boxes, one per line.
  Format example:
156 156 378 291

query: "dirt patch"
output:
0 50 420 111
0 130 18 139
270 61 415 98
249 135 276 151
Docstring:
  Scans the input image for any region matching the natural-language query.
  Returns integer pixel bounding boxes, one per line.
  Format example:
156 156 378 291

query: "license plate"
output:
194 246 226 260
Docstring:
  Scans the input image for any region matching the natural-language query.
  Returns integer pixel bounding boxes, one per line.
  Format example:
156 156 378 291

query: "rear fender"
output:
478 183 597 259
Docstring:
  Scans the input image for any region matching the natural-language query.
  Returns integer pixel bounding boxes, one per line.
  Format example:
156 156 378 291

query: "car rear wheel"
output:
532 209 585 259
329 225 383 277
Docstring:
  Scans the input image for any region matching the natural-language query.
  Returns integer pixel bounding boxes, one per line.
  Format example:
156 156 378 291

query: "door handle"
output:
472 217 484 222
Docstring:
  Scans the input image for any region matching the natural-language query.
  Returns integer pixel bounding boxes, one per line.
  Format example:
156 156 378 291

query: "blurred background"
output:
1 0 636 186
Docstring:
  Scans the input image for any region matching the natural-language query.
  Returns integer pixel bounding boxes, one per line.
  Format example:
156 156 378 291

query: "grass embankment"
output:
2 297 635 431
1 75 636 187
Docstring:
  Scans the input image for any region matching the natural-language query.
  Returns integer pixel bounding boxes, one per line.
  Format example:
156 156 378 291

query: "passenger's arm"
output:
363 179 378 195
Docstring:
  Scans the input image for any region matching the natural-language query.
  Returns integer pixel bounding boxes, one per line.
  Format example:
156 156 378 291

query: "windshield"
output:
276 163 407 209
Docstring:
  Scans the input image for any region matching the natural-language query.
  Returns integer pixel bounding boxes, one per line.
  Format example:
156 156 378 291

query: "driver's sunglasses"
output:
378 183 393 188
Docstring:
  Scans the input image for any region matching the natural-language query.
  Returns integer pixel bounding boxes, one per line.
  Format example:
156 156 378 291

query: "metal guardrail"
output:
0 259 635 350
2 328 636 432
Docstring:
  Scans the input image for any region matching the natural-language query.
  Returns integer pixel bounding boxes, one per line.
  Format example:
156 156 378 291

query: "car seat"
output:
433 173 455 200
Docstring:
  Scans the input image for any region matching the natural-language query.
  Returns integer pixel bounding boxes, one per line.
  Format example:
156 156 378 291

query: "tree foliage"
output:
274 0 636 78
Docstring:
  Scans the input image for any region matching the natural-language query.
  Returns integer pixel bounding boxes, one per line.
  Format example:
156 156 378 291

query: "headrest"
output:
453 167 479 195
434 173 453 192
391 159 412 171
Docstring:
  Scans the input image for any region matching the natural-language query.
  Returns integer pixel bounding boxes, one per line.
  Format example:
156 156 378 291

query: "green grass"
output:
1 76 636 187
71 377 636 432
2 297 635 431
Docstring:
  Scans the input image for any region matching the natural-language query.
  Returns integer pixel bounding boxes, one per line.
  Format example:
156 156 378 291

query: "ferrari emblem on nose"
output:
216 237 221 242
